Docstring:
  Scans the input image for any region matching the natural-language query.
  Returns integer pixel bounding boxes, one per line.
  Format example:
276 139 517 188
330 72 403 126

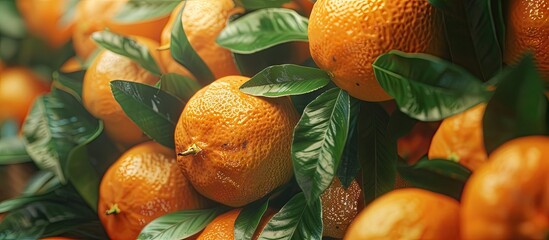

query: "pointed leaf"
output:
113 0 179 22
217 8 308 54
336 98 361 188
158 73 201 101
258 193 322 240
234 199 270 240
292 88 350 204
138 208 224 240
235 0 291 10
0 137 32 165
22 171 58 195
51 70 86 102
373 50 491 121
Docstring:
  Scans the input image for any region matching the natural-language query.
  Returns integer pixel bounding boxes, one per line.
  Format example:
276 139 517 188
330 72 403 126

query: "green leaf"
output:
217 8 308 54
0 181 63 213
0 119 18 138
22 90 101 183
373 50 490 121
483 54 547 153
113 0 179 23
0 0 26 38
240 64 330 97
292 88 350 204
291 81 336 115
234 199 269 240
111 80 184 149
22 171 59 195
170 2 215 85
397 158 472 200
0 137 32 165
336 98 361 188
235 0 291 10
138 208 224 240
490 0 505 55
158 73 201 101
51 70 86 102
360 103 398 204
258 192 322 240
91 30 162 76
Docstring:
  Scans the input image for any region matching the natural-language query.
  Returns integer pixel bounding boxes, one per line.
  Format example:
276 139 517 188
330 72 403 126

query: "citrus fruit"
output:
59 57 83 73
197 208 275 240
308 0 444 101
504 0 549 80
0 67 49 125
461 136 549 239
82 36 160 148
175 75 299 207
159 0 241 79
321 178 363 238
428 104 488 171
98 141 207 240
344 188 460 240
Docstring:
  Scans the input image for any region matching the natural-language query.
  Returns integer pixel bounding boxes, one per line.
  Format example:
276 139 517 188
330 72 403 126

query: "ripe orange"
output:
428 104 488 171
98 141 208 240
175 75 299 207
197 208 275 240
59 57 83 73
308 0 444 102
0 67 49 125
159 0 241 79
504 0 549 81
82 36 160 148
344 188 460 240
461 136 549 239
321 178 363 238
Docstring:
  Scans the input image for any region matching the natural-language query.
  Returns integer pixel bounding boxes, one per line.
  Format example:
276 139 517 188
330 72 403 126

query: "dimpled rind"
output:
175 76 299 207
321 179 363 238
308 0 442 101
197 209 275 240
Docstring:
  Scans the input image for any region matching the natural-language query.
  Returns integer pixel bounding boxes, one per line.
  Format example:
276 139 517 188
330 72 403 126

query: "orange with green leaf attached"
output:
197 208 275 240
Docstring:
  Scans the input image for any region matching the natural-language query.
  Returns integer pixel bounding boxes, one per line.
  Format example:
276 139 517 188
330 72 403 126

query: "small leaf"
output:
0 137 32 165
373 50 491 121
336 98 361 188
240 64 330 97
292 88 350 204
483 54 547 153
234 199 269 240
158 73 200 101
51 70 86 102
91 31 162 76
170 2 215 85
235 0 291 10
397 158 472 200
258 193 322 240
217 8 308 54
111 80 184 149
113 0 179 23
138 208 225 240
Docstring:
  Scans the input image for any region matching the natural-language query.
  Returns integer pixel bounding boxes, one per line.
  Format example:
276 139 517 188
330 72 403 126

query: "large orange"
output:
159 0 241 79
461 136 549 239
504 0 549 81
0 67 49 125
98 141 208 240
175 75 299 207
308 0 444 101
344 188 460 240
321 178 363 238
197 208 275 240
428 104 488 171
82 36 160 148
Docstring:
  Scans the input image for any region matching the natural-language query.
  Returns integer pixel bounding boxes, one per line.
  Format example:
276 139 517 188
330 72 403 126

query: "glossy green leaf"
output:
170 2 215 85
234 199 269 240
292 88 350 204
217 8 308 54
51 70 86 102
397 158 472 200
0 181 63 213
0 137 32 165
483 54 546 153
336 98 361 188
291 81 336 115
373 51 491 121
360 103 398 204
111 80 184 149
113 0 179 23
234 0 291 10
91 30 162 76
138 208 225 240
240 64 330 97
158 73 201 101
258 192 322 240
22 171 59 195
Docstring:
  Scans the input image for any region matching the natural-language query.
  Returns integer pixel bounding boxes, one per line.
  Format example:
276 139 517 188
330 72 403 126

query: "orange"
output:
175 75 299 207
197 208 275 240
59 57 83 73
321 178 363 238
0 67 49 125
461 136 549 239
308 0 444 102
428 104 488 171
504 0 549 81
82 36 160 148
98 141 207 240
159 0 241 79
16 0 75 48
344 188 460 240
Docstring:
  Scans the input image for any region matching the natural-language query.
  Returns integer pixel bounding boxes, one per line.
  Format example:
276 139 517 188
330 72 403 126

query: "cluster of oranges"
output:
1 0 548 239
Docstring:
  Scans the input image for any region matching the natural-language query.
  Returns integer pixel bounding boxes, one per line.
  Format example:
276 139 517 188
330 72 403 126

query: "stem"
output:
106 203 120 215
157 44 170 51
178 143 202 156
